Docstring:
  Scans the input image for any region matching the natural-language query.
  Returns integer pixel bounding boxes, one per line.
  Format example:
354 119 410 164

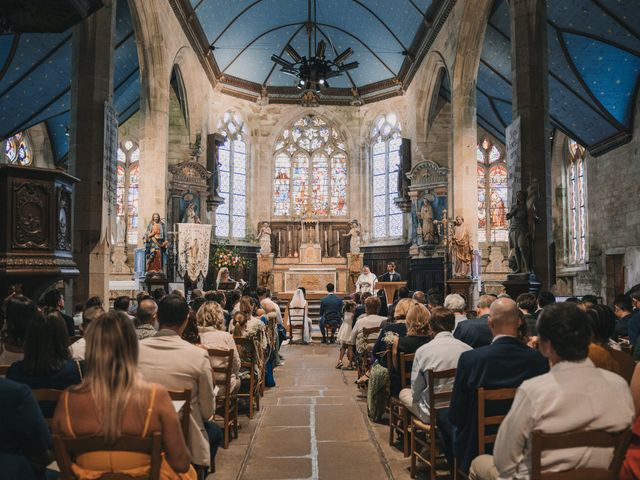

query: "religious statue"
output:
344 220 361 254
258 222 272 254
450 216 473 278
418 199 435 243
526 178 541 241
144 213 168 274
181 202 201 224
506 190 531 273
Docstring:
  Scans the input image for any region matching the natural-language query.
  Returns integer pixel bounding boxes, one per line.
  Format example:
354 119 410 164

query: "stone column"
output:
509 0 552 287
69 0 116 304
206 133 226 231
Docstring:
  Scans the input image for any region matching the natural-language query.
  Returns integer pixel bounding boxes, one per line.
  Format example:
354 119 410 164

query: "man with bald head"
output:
437 298 549 474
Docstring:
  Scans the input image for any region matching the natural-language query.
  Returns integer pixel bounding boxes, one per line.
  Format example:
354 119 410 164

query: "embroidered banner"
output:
177 223 212 282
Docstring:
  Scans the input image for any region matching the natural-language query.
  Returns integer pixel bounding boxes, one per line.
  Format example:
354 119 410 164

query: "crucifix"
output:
433 208 454 294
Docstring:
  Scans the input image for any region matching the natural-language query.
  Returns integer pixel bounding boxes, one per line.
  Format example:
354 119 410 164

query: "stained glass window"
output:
2 131 32 166
216 112 247 238
272 115 348 217
477 137 508 242
567 138 587 264
371 114 403 239
116 139 140 245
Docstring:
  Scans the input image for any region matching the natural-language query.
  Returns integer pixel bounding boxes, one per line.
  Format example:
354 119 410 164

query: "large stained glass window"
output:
371 114 402 239
477 137 508 242
116 140 140 245
2 131 32 166
272 115 348 217
216 111 247 238
567 138 587 264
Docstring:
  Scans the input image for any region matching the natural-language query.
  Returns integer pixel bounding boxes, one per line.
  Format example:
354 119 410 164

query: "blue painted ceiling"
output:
478 0 640 151
0 0 140 163
192 0 435 90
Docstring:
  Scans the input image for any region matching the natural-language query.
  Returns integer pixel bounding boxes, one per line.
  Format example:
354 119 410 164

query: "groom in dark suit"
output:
379 262 401 282
437 298 549 473
320 283 343 343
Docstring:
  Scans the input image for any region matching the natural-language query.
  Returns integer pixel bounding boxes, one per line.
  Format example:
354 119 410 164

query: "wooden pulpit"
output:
377 281 407 305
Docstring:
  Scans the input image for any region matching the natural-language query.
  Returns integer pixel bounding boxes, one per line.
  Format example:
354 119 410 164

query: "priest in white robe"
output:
356 265 377 293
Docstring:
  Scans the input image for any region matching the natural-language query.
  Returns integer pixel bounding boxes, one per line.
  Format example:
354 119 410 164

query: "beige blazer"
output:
139 331 215 466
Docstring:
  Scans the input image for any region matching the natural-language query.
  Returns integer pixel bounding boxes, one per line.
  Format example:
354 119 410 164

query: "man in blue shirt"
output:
319 283 343 343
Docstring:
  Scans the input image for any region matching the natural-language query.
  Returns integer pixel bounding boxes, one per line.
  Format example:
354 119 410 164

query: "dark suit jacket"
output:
320 293 344 321
379 272 402 282
448 336 549 470
61 312 75 337
453 314 493 348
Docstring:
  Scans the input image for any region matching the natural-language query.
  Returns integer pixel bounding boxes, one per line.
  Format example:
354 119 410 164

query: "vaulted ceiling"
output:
180 0 454 103
0 0 139 163
478 0 640 154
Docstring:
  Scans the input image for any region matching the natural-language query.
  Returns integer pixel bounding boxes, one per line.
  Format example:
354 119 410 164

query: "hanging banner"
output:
506 116 521 206
177 223 213 282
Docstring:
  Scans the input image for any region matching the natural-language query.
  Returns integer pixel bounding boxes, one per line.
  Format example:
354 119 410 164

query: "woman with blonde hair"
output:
52 311 195 479
197 302 241 394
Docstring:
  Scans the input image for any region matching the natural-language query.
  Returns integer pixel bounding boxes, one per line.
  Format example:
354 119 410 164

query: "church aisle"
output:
214 343 414 480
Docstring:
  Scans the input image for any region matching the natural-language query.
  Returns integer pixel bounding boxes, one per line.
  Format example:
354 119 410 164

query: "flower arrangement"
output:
211 241 249 269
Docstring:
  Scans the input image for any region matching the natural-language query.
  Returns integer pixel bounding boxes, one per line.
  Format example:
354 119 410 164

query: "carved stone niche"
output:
168 160 211 227
0 165 79 299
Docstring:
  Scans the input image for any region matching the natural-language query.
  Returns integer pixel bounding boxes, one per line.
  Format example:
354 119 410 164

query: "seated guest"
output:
230 296 267 348
135 298 158 341
453 294 495 348
84 296 103 310
70 306 105 360
536 290 555 315
225 290 241 314
113 296 132 316
388 287 410 319
0 378 51 479
412 291 426 305
7 312 82 418
353 292 369 325
516 293 538 336
438 298 549 473
349 296 389 347
427 293 444 311
197 301 241 394
152 288 166 304
470 302 634 480
400 307 472 422
366 298 415 421
580 294 599 310
0 295 37 366
138 294 221 470
389 303 431 397
319 283 344 344
181 308 201 345
586 304 635 383
614 294 634 338
444 294 467 330
52 311 195 479
42 289 75 337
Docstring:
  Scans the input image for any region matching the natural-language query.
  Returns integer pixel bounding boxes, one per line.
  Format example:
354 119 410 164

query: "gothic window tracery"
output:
371 113 403 239
116 139 140 245
477 137 508 243
216 111 248 239
2 131 32 166
272 115 348 217
566 138 587 265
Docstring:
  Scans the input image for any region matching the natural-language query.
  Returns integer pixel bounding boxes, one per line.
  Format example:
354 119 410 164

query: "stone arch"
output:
413 51 450 145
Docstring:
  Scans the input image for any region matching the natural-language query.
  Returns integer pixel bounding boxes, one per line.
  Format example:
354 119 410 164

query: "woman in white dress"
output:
335 301 356 369
356 265 377 293
289 288 313 344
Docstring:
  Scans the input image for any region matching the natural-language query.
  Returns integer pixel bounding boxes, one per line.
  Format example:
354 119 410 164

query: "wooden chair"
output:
167 389 191 445
53 432 163 480
207 349 239 449
358 326 381 379
531 428 632 480
454 387 518 480
389 352 415 457
288 307 307 344
32 388 63 428
324 311 342 343
410 368 457 480
234 337 260 419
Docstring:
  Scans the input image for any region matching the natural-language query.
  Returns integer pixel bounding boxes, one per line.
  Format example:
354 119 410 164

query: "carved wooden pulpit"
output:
0 165 79 298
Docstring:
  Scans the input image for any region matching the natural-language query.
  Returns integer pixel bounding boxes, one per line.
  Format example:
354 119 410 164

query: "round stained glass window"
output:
3 132 32 166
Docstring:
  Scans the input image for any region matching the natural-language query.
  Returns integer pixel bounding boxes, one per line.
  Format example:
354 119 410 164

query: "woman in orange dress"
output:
52 311 196 480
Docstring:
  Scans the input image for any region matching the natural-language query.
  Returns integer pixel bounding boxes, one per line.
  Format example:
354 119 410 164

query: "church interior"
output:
2 0 640 479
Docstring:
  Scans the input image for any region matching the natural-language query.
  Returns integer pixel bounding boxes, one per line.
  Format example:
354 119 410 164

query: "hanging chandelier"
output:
270 0 358 93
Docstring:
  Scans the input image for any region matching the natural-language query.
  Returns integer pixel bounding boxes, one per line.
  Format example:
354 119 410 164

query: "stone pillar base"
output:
258 253 275 290
347 253 363 293
447 278 477 308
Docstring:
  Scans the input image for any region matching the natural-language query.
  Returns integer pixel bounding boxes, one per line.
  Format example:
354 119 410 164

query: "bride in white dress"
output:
289 288 313 344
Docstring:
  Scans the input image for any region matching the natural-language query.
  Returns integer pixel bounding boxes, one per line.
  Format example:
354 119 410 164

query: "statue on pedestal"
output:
258 222 272 254
181 202 201 224
450 216 473 278
507 190 531 273
144 213 168 274
344 220 361 254
418 199 435 244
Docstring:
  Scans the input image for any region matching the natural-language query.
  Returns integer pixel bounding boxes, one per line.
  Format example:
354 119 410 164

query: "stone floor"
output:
213 341 418 480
